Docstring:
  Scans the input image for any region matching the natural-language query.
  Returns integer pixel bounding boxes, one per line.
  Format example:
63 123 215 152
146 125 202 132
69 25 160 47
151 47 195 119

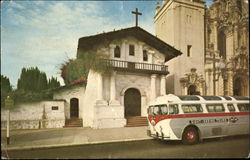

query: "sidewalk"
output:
1 126 152 151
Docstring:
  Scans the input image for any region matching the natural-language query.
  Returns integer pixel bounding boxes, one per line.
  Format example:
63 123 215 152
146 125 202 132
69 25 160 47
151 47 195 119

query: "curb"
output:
1 137 153 151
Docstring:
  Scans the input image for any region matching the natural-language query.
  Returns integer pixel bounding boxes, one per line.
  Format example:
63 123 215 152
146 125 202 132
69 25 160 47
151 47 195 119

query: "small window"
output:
143 50 148 61
153 106 160 115
237 104 249 112
148 106 154 115
187 45 192 57
129 44 135 56
206 104 225 112
169 104 179 115
181 104 203 113
52 106 58 110
159 105 168 115
114 46 120 58
178 96 200 101
227 104 235 112
202 96 222 100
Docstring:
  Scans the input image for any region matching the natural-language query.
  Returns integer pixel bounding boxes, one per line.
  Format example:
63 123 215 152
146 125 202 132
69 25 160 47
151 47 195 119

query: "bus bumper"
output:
147 130 170 140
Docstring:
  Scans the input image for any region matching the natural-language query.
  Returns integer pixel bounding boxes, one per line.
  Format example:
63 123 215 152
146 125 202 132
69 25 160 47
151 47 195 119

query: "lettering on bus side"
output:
189 118 229 124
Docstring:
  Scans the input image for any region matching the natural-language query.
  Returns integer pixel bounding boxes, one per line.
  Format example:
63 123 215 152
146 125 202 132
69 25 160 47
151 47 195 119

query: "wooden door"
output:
124 88 141 117
70 98 79 118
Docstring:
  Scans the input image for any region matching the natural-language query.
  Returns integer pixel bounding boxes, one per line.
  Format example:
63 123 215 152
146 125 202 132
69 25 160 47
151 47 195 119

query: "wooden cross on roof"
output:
131 8 142 27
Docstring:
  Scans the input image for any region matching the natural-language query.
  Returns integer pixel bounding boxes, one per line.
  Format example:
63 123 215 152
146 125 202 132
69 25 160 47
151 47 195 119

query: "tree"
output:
48 77 60 89
17 67 48 92
60 51 111 85
1 75 12 108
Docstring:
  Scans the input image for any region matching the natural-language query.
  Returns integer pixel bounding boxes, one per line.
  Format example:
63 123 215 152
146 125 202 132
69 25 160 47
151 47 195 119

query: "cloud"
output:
1 1 155 87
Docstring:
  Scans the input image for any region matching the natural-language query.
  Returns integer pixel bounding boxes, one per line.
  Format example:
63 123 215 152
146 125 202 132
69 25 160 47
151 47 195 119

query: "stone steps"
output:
125 116 148 127
64 118 83 128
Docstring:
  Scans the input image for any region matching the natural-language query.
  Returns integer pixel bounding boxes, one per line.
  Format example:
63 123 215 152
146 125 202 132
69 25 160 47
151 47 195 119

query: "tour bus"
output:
147 94 250 145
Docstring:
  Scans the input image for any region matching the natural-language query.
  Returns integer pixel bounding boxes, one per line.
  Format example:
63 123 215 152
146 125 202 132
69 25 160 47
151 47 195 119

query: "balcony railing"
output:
102 59 169 75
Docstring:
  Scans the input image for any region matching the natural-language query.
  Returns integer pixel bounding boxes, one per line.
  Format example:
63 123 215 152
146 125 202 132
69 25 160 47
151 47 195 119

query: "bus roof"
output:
149 94 250 105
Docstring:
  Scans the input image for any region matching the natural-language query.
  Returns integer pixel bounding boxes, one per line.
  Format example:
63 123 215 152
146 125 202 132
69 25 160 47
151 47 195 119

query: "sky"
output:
1 0 213 88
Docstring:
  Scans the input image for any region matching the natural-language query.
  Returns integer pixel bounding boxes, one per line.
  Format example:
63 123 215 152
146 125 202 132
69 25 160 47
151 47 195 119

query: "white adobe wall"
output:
53 85 85 119
82 69 127 129
1 100 65 129
81 69 99 127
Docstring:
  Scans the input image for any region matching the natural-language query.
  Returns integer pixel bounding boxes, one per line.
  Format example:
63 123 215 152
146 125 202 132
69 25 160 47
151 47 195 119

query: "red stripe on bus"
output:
148 112 250 125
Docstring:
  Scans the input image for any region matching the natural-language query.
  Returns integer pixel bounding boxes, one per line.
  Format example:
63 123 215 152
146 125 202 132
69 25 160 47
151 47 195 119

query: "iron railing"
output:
102 59 169 75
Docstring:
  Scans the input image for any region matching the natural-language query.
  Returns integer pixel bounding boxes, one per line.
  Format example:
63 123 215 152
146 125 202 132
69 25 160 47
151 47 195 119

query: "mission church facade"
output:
53 27 181 128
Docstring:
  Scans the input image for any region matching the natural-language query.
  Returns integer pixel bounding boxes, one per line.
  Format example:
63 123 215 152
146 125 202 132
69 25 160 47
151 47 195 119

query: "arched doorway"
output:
124 88 141 117
233 77 247 96
188 85 197 95
70 98 79 118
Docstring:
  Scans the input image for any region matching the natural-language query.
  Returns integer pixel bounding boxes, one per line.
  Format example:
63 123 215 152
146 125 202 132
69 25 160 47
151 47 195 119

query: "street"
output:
2 135 249 159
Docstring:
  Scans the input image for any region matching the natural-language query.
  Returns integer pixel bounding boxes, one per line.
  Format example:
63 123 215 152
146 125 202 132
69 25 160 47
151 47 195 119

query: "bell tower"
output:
154 0 206 95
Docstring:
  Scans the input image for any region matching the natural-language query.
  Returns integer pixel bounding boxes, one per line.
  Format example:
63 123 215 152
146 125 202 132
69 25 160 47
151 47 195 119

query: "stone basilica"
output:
155 0 249 96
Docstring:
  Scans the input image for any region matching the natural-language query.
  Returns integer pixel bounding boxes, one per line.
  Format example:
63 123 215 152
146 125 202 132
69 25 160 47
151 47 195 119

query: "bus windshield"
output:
148 105 168 115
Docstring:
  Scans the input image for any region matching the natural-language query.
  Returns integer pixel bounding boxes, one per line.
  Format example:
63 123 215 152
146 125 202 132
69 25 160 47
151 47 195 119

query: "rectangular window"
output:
129 44 135 56
153 106 160 115
187 45 192 57
143 50 148 61
159 105 168 115
227 104 235 112
169 104 179 115
52 106 58 110
206 104 225 112
148 106 154 115
181 104 203 113
237 103 249 112
114 46 121 58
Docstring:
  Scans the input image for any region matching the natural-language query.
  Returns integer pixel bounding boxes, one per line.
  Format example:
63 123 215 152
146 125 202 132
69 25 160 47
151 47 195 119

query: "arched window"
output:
143 50 148 61
218 31 226 59
114 46 120 58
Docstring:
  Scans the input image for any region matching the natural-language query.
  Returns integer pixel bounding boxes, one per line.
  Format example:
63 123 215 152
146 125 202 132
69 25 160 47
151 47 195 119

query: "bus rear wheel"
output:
182 127 199 145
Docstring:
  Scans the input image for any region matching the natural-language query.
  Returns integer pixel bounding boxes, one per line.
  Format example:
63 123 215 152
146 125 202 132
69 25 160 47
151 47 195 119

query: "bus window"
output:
169 104 179 115
181 104 203 113
237 104 249 112
227 104 235 112
148 106 154 115
159 105 168 115
206 104 225 112
153 106 160 115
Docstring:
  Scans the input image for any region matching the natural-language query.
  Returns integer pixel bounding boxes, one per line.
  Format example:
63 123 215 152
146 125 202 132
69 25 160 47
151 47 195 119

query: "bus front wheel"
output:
182 127 199 145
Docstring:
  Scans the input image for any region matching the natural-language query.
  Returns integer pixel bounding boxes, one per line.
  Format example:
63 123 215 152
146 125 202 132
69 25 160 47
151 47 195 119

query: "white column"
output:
109 44 115 58
160 75 166 96
122 40 127 60
148 50 154 64
109 71 120 105
151 74 157 101
199 83 203 95
214 22 218 51
96 73 107 105
138 42 143 62
184 86 188 95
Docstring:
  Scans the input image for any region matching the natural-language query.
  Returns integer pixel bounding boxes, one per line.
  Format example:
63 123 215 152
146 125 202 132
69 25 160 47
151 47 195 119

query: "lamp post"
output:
5 96 14 145
213 56 229 96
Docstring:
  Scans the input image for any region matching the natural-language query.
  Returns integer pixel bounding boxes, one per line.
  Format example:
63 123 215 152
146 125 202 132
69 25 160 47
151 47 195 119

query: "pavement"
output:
1 126 152 151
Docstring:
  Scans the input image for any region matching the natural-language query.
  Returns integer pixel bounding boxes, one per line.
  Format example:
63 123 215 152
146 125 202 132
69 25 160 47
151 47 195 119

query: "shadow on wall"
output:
166 74 174 94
